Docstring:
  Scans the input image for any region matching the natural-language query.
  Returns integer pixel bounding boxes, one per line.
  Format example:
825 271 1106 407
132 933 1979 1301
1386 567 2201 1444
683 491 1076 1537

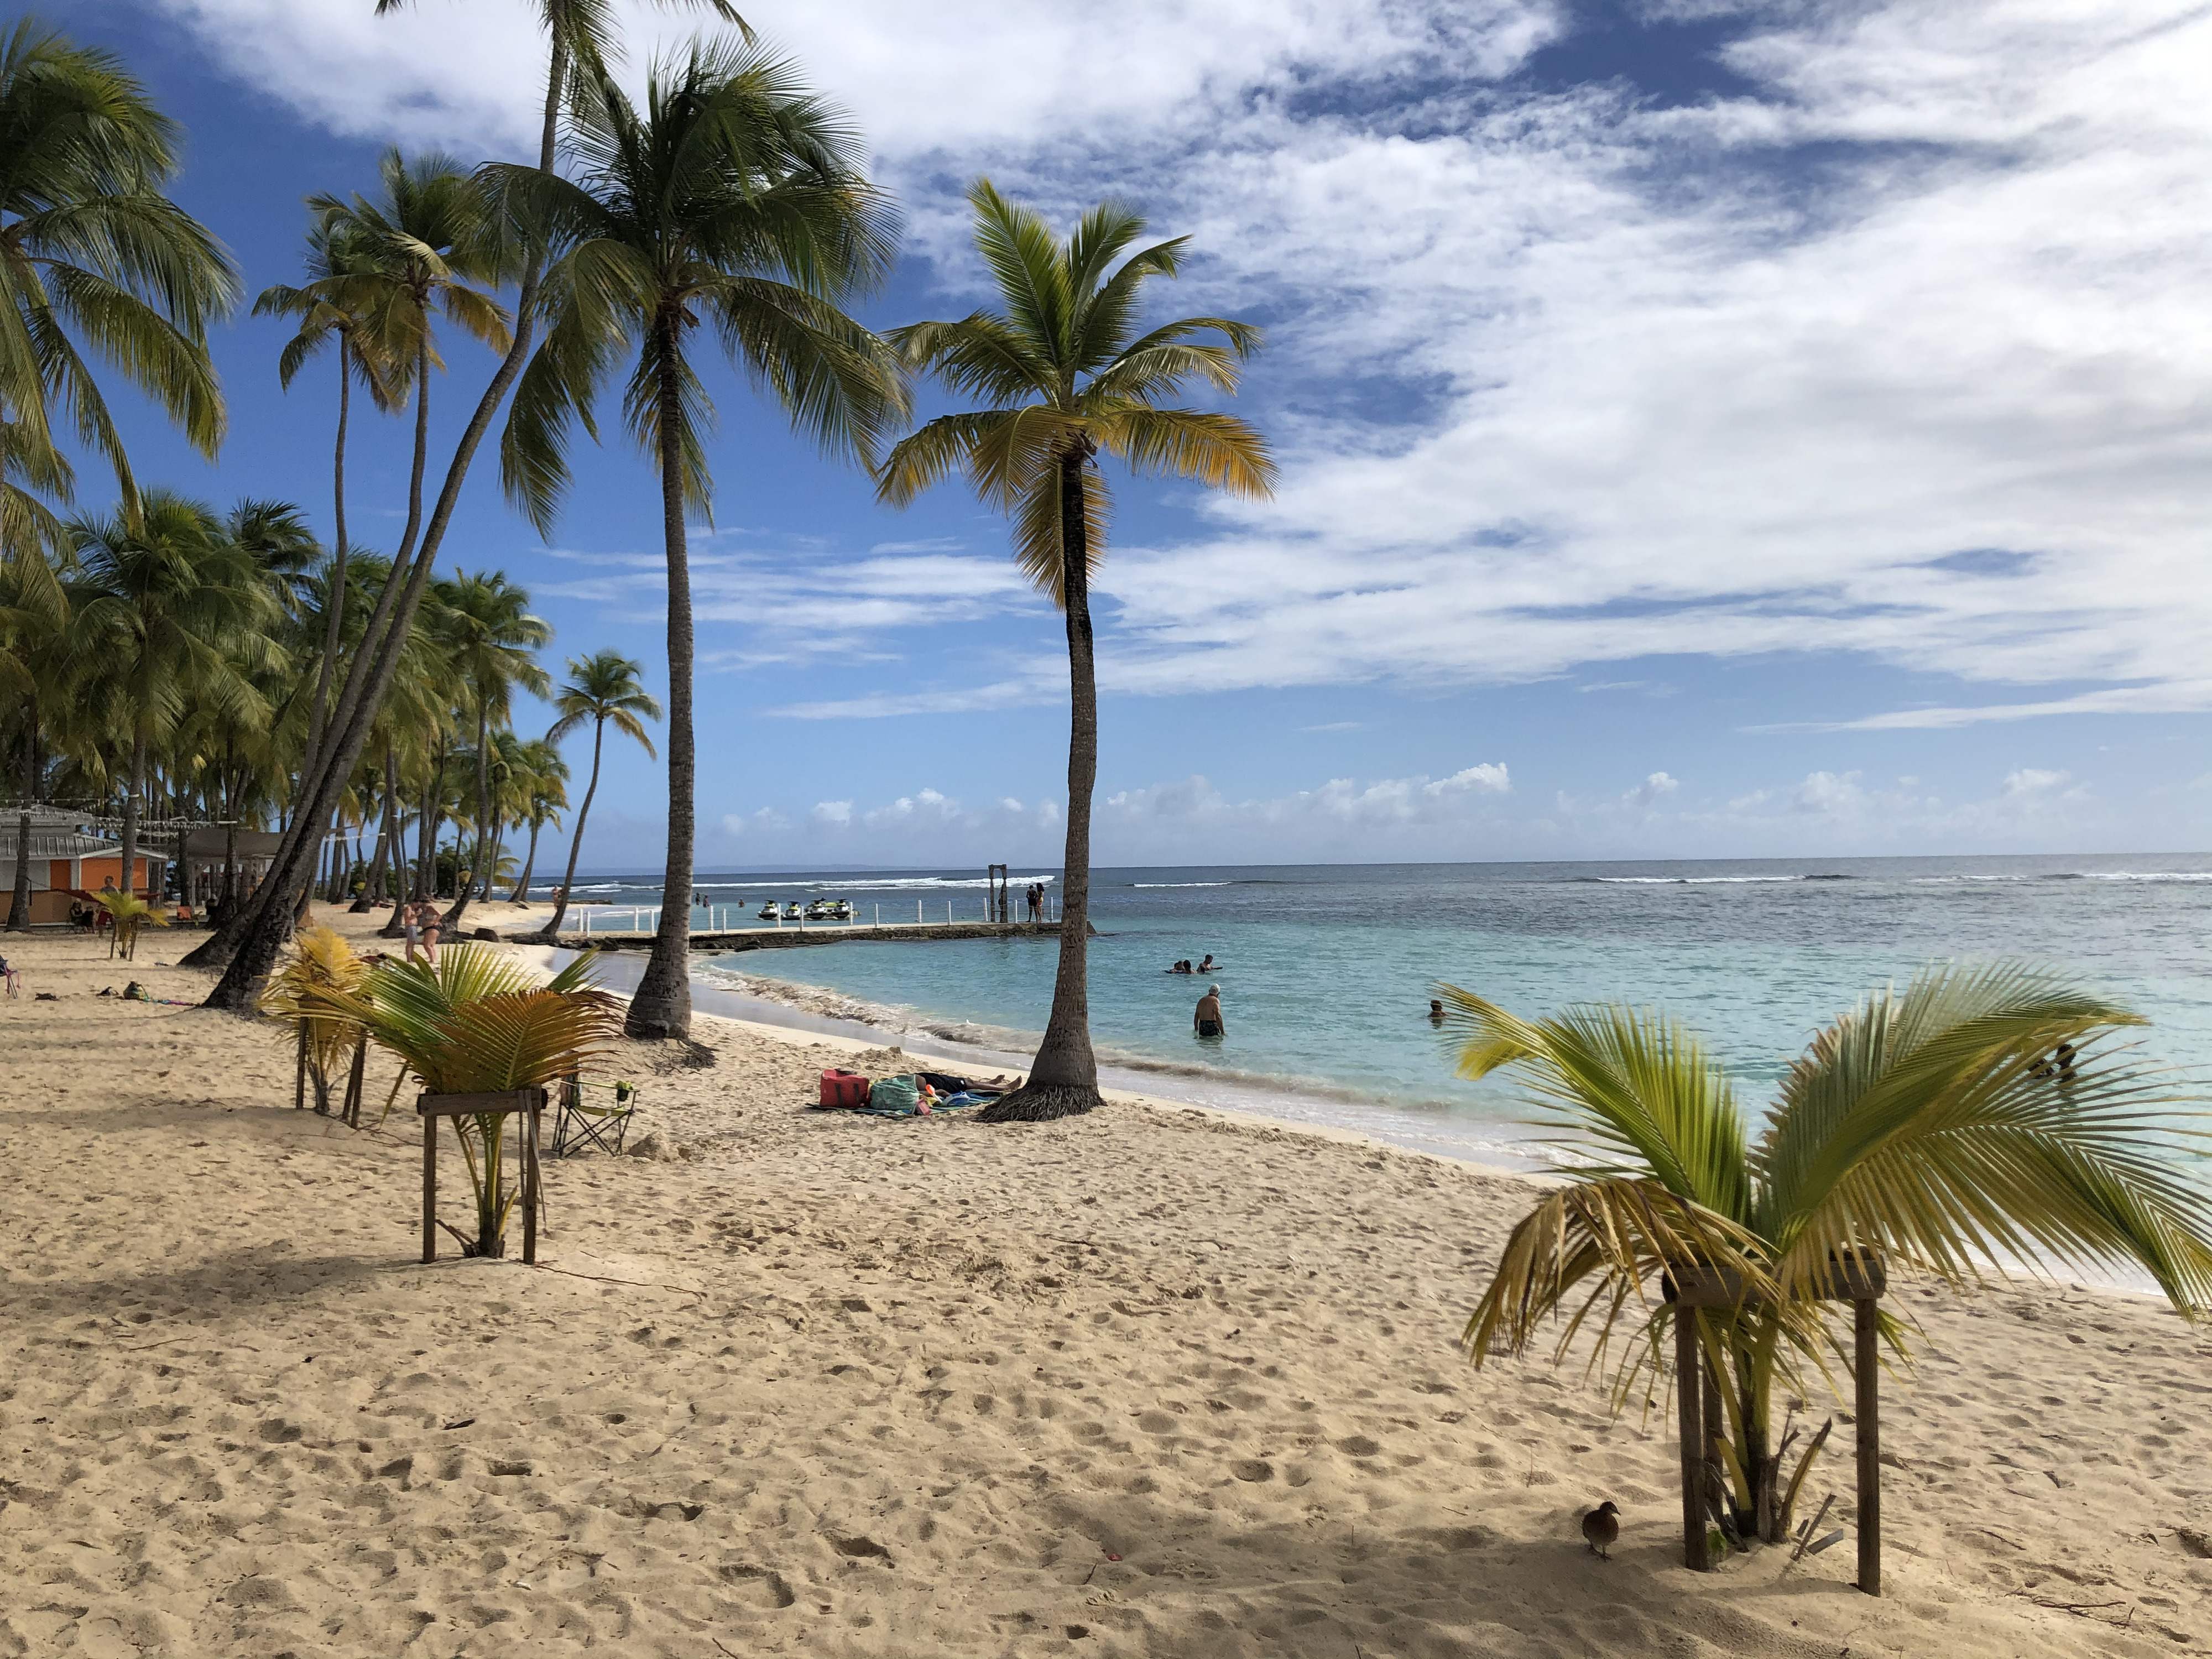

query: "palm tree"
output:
507 735 568 902
488 41 902 1037
252 214 409 779
69 492 282 895
877 181 1275 1120
0 19 236 510
433 569 551 929
1443 964 2212 1548
531 649 659 940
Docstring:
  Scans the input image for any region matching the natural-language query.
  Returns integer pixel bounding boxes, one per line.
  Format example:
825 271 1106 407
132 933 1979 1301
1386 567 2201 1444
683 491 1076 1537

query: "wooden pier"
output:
509 918 1068 954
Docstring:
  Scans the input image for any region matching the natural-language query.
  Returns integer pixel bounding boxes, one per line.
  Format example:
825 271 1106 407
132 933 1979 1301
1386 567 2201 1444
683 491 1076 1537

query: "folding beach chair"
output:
554 1076 638 1156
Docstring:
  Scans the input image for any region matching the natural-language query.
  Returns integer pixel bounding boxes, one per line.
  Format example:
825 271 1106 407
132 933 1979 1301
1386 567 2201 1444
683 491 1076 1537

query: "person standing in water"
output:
1194 984 1225 1039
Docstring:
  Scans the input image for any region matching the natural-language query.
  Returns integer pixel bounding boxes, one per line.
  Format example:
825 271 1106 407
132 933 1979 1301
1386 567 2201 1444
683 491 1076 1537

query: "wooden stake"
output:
421 1113 437 1264
1855 1296 1881 1595
293 1024 308 1110
521 1102 541 1264
1676 1310 1707 1570
342 1037 368 1128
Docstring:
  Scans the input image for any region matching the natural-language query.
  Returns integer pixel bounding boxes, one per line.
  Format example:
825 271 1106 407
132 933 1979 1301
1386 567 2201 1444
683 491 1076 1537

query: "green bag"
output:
867 1074 920 1113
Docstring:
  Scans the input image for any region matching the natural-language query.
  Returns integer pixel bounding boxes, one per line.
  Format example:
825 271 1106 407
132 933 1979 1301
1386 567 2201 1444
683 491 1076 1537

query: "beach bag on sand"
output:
818 1068 870 1108
868 1074 920 1114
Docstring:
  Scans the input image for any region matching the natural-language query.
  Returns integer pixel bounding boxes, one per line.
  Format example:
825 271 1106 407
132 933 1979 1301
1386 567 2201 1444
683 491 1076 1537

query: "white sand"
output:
3 909 2210 1657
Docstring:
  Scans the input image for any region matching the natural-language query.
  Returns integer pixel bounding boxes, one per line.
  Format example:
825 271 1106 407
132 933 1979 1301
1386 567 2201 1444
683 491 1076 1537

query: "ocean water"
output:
553 855 2212 1168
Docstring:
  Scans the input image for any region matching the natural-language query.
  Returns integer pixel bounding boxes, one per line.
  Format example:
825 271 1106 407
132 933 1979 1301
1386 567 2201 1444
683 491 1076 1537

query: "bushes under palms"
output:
1444 963 2212 1548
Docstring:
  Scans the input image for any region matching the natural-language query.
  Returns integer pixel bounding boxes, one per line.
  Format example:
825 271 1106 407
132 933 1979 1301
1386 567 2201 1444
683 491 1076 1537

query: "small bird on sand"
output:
1581 1501 1621 1559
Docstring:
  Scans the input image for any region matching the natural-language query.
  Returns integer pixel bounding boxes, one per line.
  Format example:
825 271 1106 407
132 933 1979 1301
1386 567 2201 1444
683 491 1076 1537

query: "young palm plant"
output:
877 180 1275 1120
1443 963 2212 1547
92 888 168 961
327 945 622 1257
487 40 903 1038
531 649 658 940
259 925 369 1113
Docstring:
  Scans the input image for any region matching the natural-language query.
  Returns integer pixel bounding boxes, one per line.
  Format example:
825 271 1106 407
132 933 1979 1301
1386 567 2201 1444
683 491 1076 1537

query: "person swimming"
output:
1429 998 1446 1024
1197 954 1215 973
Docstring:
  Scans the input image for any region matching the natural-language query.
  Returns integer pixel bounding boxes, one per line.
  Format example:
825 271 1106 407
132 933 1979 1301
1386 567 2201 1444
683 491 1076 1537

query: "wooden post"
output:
343 1038 368 1128
1676 1310 1708 1571
1855 1296 1881 1595
294 1025 308 1110
421 1112 437 1264
521 1100 541 1264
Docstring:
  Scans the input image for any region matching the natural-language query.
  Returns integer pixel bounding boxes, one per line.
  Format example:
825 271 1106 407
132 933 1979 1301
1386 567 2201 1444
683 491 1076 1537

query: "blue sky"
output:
65 0 2212 870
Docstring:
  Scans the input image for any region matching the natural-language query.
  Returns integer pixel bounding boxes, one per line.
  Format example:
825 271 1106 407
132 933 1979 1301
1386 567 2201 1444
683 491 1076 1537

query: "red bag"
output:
818 1068 869 1108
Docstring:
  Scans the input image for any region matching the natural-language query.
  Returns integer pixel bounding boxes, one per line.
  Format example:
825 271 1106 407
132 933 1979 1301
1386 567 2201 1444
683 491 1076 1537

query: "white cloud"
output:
1626 770 1681 808
137 0 2212 731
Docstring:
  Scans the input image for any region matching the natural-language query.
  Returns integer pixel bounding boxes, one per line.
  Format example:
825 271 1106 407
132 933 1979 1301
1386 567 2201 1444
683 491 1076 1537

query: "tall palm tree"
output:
488 41 902 1037
507 735 568 902
199 0 737 1003
531 649 658 940
0 540 68 930
434 568 551 929
1443 965 2212 1547
252 213 409 779
0 19 236 512
877 181 1275 1120
69 492 283 895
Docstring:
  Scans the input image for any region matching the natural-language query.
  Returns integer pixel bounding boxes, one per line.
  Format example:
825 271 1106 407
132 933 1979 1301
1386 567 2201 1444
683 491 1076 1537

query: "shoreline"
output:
554 944 1565 1176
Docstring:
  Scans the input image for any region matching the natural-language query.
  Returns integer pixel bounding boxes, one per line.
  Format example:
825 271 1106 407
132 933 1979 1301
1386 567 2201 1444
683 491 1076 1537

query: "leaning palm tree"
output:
877 181 1275 1120
253 213 409 778
487 41 902 1037
0 19 236 512
1444 964 2212 1548
531 649 658 938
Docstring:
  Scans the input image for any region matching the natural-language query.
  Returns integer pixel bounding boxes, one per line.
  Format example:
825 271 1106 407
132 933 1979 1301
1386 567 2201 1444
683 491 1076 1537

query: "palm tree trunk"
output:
301 336 353 786
511 818 541 904
626 331 696 1040
444 705 489 927
534 717 602 942
8 701 37 933
119 728 147 898
420 738 446 901
981 442 1103 1121
357 744 397 912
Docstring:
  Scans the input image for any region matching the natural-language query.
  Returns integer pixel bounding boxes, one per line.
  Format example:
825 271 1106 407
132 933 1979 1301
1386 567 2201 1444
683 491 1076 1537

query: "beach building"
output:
0 830 160 925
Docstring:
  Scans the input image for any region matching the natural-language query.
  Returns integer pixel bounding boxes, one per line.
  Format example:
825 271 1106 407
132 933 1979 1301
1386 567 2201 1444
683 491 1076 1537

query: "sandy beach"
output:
4 909 2211 1658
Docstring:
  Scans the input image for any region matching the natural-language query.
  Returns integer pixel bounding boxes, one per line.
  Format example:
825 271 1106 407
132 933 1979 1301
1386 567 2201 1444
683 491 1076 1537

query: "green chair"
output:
554 1077 638 1157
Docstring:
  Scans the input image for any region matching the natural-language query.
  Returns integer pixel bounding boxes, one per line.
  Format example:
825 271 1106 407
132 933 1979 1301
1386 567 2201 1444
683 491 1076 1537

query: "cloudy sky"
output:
71 0 2212 870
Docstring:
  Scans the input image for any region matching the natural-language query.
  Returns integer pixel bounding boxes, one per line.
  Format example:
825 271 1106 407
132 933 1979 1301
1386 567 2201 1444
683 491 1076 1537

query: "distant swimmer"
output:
1430 999 1446 1024
1197 954 1216 973
1168 959 1192 974
1194 984 1225 1039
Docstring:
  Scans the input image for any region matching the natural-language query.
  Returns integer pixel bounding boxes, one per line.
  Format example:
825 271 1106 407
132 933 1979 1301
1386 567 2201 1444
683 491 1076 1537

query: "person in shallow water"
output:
1430 999 1446 1024
1194 984 1225 1039
1197 954 1215 973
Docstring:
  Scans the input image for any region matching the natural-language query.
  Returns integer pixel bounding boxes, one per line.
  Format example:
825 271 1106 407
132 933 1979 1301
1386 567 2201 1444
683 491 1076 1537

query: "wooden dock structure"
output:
500 918 1068 954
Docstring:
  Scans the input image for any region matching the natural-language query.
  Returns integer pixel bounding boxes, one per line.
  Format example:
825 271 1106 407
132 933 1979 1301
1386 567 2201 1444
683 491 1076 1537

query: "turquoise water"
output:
625 854 2212 1165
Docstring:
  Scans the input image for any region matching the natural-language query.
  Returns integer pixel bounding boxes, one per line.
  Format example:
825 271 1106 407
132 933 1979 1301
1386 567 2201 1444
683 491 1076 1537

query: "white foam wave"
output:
1131 881 1234 888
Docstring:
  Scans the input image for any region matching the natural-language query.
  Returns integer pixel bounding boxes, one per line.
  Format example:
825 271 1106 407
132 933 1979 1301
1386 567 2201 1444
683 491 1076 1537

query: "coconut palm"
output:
1443 964 2212 1547
487 40 902 1036
0 19 236 511
531 649 658 939
505 736 568 902
253 214 409 776
434 569 551 928
68 492 283 895
877 180 1275 1120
